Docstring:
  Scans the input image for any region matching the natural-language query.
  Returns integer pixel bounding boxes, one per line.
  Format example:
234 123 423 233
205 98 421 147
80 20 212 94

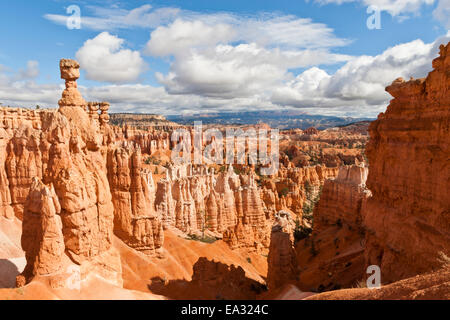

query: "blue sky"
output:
0 0 448 117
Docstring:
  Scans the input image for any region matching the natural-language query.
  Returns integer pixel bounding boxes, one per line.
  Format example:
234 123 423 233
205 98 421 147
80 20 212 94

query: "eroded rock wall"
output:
16 59 121 286
293 165 369 292
266 211 299 290
314 165 369 232
363 42 450 283
107 145 163 255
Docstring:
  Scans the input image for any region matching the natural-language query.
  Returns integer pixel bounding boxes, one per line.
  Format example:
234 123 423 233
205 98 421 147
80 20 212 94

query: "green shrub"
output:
302 202 313 216
187 234 217 244
279 187 289 197
294 219 312 242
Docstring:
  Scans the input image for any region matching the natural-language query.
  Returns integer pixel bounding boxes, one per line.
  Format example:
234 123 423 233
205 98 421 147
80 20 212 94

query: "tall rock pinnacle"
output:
58 59 86 109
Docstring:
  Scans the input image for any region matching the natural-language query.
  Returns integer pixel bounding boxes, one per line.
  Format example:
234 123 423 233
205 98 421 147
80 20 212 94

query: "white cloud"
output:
146 15 351 98
146 14 350 56
156 43 351 98
25 4 450 117
16 61 40 80
145 19 235 57
75 32 146 83
365 0 435 16
314 0 435 16
237 15 351 49
81 84 278 115
271 32 450 114
44 4 180 31
0 64 277 115
433 0 450 29
0 32 448 118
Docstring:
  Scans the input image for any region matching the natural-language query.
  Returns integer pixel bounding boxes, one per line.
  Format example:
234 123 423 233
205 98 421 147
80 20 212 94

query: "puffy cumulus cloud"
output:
145 19 235 57
0 61 60 107
0 83 61 107
146 15 351 98
271 33 450 115
1 32 448 118
314 0 435 16
45 3 350 50
156 43 350 98
0 77 277 115
0 62 277 115
75 32 146 83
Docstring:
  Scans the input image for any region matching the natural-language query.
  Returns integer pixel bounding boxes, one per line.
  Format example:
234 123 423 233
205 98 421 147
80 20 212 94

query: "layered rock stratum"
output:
264 42 450 299
295 165 369 292
363 43 450 283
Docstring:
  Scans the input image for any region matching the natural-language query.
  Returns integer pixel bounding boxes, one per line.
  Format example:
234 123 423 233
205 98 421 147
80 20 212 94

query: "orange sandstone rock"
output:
107 146 163 255
294 165 369 292
16 59 121 287
21 178 64 281
314 165 370 232
267 211 299 290
363 42 450 283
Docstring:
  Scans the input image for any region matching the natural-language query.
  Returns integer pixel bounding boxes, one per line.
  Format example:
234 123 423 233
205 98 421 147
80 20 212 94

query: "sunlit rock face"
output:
15 59 121 287
21 178 64 280
363 42 450 283
107 145 163 255
314 165 370 233
293 165 369 293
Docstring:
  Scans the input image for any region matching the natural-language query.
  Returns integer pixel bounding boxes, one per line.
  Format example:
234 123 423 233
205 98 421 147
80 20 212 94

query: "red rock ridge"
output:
363 42 450 283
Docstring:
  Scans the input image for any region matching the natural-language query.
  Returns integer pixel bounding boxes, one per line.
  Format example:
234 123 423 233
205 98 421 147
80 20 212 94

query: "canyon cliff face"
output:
266 211 299 290
113 126 171 155
153 164 271 251
314 165 370 232
0 59 371 297
294 165 369 292
151 162 337 253
363 42 450 283
0 127 14 219
260 165 338 222
107 145 163 255
155 164 214 233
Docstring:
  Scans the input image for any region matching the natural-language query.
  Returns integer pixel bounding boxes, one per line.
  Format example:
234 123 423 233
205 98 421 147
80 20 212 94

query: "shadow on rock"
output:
148 257 267 300
0 259 20 288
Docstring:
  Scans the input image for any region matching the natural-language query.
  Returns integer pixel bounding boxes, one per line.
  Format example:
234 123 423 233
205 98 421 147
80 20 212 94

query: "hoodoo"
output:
17 59 122 287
